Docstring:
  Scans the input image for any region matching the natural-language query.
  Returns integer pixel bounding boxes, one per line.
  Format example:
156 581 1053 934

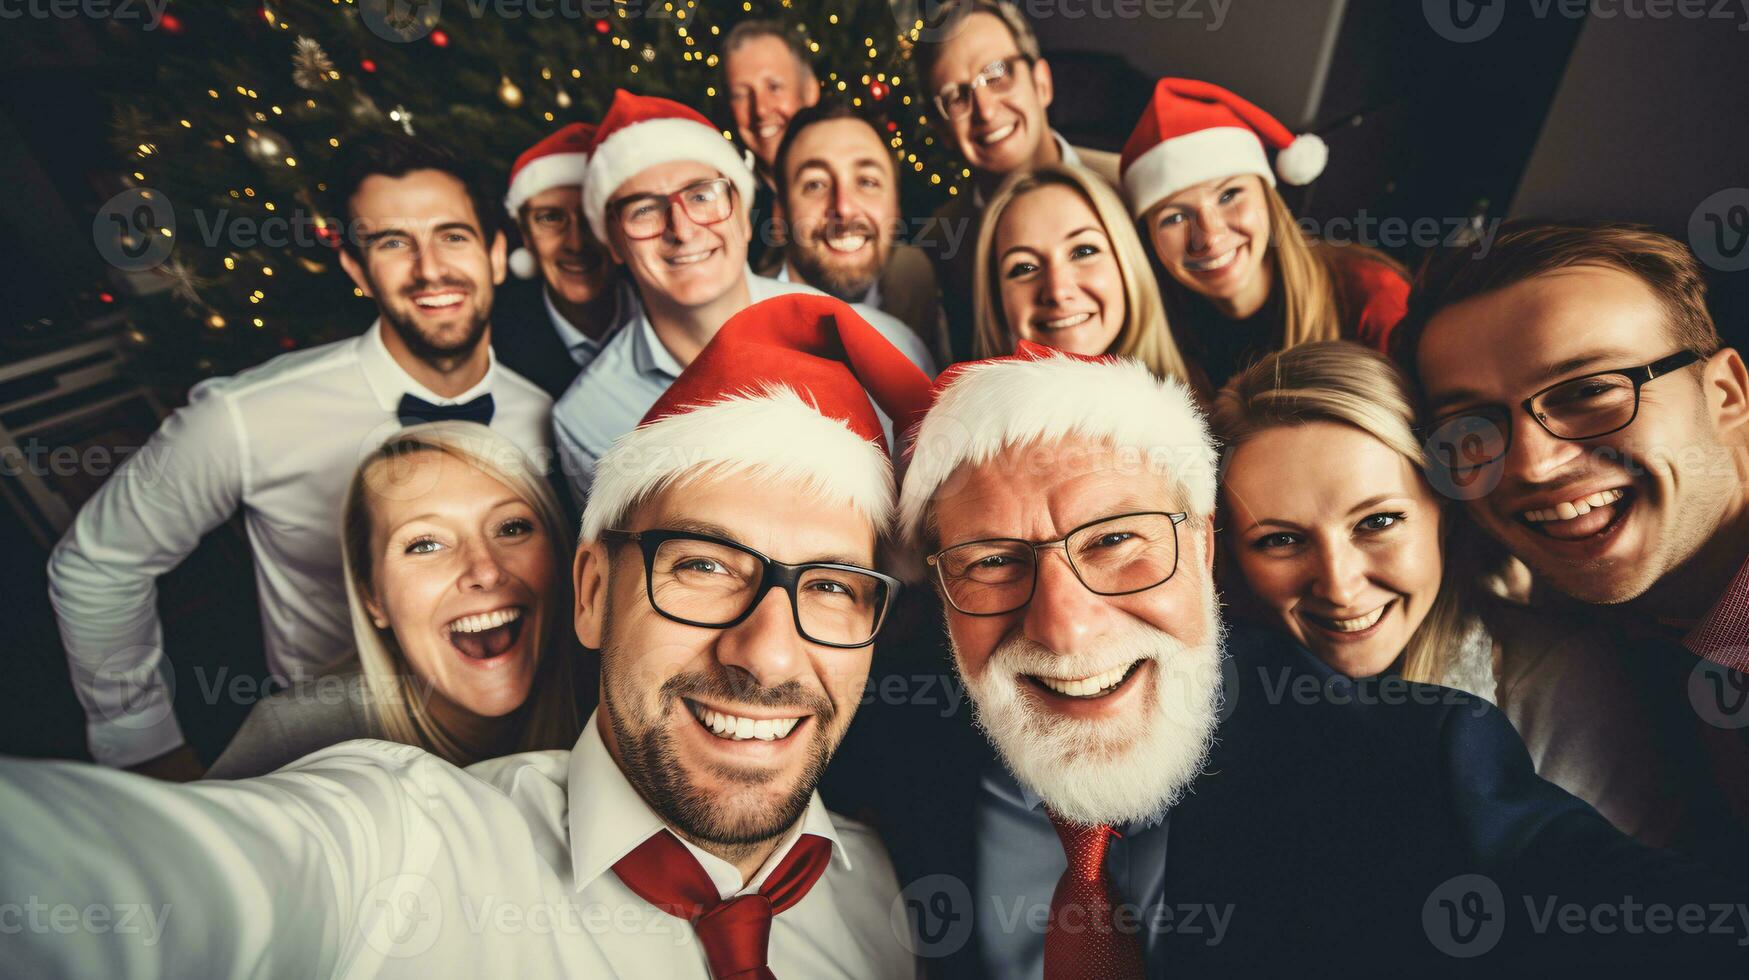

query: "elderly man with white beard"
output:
862 342 1747 978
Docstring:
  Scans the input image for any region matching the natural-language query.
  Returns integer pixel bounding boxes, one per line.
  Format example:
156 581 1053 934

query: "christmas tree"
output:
101 0 961 386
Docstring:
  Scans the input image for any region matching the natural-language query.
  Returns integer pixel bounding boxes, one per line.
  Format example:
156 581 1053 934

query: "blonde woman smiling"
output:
208 422 582 777
971 163 1193 386
1122 78 1409 392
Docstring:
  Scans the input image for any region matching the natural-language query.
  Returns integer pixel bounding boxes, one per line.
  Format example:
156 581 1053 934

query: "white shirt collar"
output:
566 710 852 898
356 319 497 411
972 129 1080 207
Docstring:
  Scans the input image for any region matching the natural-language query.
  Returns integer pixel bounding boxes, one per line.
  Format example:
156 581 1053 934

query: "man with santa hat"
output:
492 121 636 399
551 88 935 508
0 296 931 980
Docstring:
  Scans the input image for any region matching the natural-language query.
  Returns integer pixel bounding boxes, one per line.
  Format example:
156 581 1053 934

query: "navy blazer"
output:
491 278 582 401
829 615 1744 977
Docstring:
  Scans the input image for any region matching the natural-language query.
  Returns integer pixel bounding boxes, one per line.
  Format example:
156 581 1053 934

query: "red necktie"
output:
1044 812 1146 980
611 829 833 980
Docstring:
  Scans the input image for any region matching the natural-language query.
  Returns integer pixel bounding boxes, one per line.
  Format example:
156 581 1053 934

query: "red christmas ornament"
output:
594 19 610 33
360 58 377 73
869 80 888 100
159 11 183 33
430 28 449 47
99 292 116 304
885 121 899 132
278 336 297 350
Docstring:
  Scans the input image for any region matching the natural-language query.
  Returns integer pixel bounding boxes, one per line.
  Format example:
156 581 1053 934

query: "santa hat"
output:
580 294 934 543
1120 77 1329 220
897 342 1217 549
504 122 596 279
581 89 755 242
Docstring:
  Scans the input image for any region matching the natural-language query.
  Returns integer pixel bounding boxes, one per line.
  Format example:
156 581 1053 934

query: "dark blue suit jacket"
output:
828 615 1744 977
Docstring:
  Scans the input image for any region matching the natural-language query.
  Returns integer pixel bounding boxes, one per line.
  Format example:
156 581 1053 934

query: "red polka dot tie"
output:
1044 812 1146 980
611 829 833 980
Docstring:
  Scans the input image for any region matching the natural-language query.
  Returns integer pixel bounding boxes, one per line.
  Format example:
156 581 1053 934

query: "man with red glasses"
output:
1398 220 1749 850
553 90 934 507
912 0 1121 360
0 297 931 978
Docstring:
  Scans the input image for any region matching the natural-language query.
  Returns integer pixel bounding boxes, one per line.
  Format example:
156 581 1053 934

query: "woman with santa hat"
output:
1121 77 1410 394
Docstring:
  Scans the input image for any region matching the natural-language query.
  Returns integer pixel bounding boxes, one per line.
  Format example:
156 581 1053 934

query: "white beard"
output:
956 588 1226 827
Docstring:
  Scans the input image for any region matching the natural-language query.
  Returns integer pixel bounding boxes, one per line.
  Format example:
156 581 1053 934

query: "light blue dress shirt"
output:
972 763 1172 979
543 280 636 372
551 270 936 508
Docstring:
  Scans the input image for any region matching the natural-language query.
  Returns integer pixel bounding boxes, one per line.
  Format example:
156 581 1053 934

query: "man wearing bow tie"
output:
47 132 552 779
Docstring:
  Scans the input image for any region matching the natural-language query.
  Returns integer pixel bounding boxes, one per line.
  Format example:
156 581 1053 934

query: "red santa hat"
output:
1120 77 1329 220
580 294 934 543
504 122 596 279
897 342 1217 549
581 89 755 242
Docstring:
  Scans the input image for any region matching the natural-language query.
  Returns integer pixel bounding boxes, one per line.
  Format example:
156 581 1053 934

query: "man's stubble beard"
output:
598 603 844 853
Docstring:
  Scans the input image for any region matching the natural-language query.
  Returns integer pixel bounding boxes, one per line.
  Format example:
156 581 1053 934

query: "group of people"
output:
12 0 1749 975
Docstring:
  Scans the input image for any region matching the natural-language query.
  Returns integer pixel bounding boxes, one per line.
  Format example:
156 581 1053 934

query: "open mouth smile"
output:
1024 659 1146 700
1518 487 1632 542
685 698 808 742
445 605 525 660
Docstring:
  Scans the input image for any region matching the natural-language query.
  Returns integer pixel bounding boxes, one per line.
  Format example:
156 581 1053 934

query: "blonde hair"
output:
1209 341 1473 685
973 164 1193 385
341 421 581 765
1151 182 1408 359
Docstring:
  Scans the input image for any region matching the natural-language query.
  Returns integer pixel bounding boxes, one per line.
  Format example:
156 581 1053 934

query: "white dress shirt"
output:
46 322 553 766
0 712 918 979
551 272 936 507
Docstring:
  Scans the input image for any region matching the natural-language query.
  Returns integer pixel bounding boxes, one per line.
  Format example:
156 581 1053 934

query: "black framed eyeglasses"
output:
926 511 1189 617
609 178 737 241
1424 351 1703 475
599 528 899 649
932 54 1035 119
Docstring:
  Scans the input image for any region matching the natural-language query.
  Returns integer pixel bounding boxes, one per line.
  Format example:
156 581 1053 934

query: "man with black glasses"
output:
1399 219 1749 856
1 296 931 979
551 89 933 507
912 0 1121 359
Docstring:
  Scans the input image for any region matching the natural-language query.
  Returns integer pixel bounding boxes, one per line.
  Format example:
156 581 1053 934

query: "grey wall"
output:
1511 13 1749 232
1028 0 1349 129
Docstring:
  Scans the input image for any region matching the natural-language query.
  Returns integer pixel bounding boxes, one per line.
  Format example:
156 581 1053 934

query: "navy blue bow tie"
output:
397 392 495 427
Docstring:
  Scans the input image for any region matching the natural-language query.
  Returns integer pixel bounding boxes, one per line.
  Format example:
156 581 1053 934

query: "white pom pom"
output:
508 247 538 280
1275 133 1328 186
